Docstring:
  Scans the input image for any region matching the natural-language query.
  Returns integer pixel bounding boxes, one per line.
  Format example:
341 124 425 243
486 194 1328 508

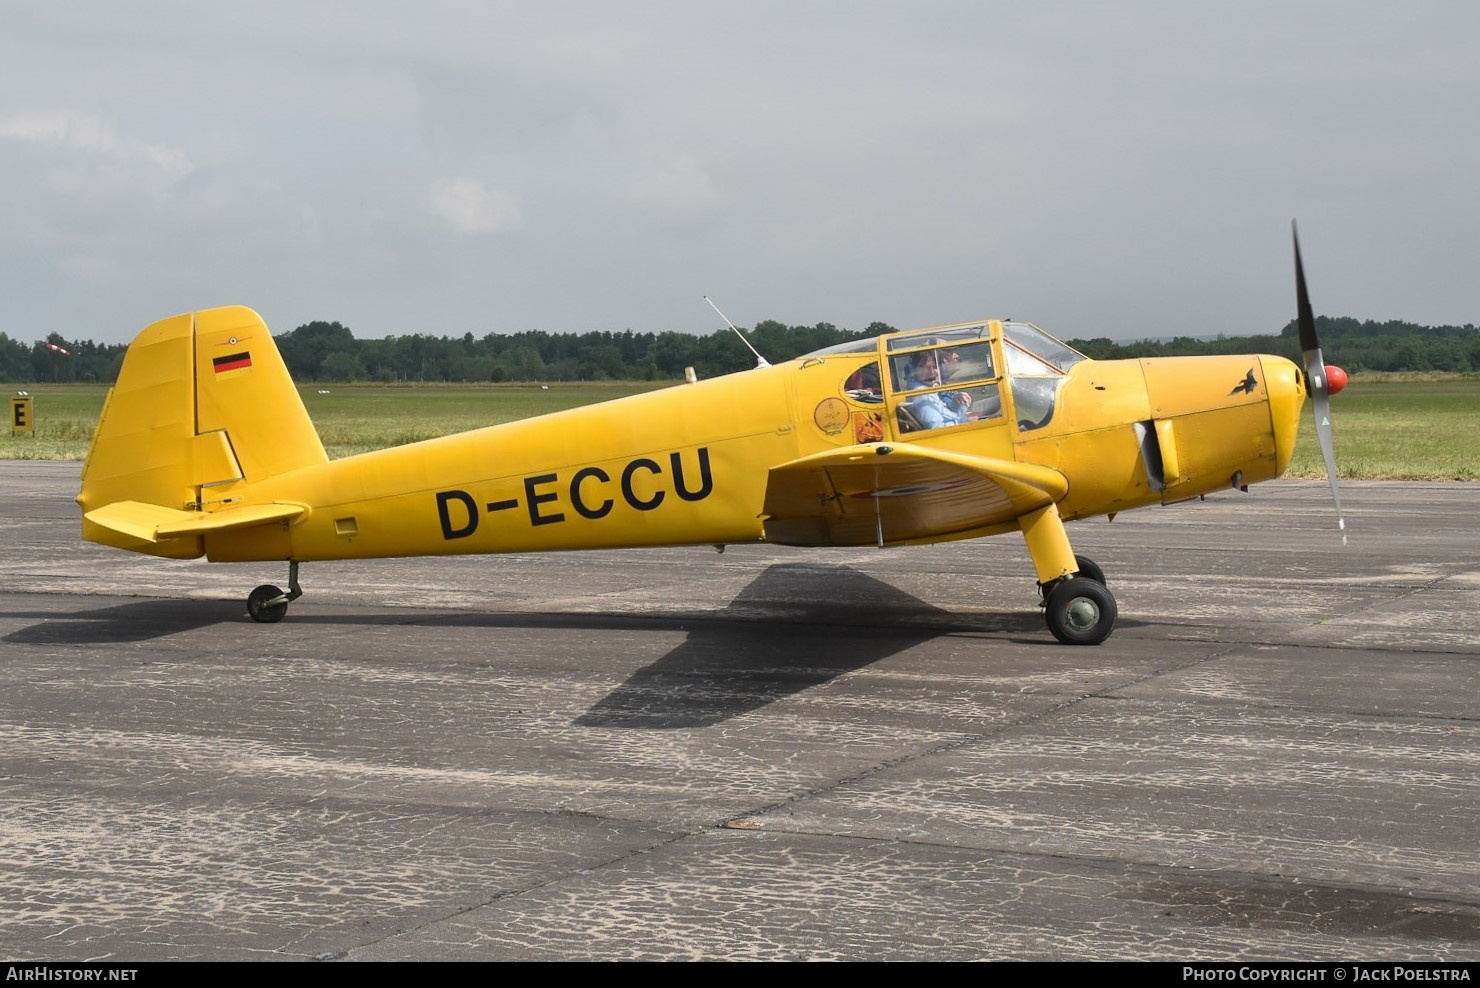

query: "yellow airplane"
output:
76 225 1346 644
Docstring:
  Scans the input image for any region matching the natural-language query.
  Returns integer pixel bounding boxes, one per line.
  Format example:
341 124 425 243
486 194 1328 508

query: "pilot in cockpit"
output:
903 349 972 428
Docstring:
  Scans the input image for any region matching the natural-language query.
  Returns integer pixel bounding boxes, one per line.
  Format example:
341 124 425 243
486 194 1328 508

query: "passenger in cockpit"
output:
844 361 883 401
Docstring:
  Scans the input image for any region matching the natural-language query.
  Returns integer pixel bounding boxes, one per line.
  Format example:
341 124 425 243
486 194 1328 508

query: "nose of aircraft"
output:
1262 354 1306 477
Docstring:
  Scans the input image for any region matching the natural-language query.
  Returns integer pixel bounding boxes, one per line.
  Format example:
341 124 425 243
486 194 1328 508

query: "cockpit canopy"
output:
804 320 1085 372
807 320 1087 435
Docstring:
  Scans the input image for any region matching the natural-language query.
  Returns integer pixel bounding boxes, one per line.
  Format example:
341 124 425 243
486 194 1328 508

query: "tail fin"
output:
78 306 327 557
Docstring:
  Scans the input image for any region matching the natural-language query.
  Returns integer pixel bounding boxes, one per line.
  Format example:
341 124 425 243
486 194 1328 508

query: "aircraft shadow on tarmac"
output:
7 563 1142 727
578 562 997 729
3 597 248 644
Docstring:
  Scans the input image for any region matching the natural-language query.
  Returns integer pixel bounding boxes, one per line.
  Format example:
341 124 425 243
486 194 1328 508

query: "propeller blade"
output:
1292 220 1346 542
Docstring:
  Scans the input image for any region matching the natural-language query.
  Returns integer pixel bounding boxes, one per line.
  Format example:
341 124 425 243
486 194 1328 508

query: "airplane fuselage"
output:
189 321 1305 564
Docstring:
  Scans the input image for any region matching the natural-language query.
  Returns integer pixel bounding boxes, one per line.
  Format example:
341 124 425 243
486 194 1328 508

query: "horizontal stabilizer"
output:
85 500 306 544
762 443 1068 546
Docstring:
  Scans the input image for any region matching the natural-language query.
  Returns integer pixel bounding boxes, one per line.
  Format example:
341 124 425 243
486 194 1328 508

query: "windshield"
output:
1002 322 1086 375
1000 323 1084 433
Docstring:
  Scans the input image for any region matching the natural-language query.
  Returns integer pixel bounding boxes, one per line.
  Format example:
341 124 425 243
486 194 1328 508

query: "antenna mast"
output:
704 296 769 368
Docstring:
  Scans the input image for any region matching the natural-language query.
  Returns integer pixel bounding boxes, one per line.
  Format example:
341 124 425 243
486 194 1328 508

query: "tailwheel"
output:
247 584 289 624
1044 577 1117 646
246 562 303 624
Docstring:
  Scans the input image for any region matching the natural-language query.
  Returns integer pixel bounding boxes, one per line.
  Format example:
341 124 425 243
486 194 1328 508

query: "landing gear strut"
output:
1019 504 1118 645
247 561 303 624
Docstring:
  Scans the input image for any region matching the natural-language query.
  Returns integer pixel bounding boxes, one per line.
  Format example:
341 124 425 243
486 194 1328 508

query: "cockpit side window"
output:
885 331 1003 433
843 360 883 403
1012 377 1059 431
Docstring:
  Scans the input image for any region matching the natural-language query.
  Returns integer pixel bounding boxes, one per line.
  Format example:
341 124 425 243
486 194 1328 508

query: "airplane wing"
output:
83 500 306 544
761 443 1068 547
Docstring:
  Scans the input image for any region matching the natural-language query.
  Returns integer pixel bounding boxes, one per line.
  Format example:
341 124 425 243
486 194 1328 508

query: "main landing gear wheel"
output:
1044 577 1117 646
1073 554 1106 586
247 584 289 624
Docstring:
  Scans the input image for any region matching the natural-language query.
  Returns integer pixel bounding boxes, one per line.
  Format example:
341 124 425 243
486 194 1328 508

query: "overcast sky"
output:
3 1 1477 346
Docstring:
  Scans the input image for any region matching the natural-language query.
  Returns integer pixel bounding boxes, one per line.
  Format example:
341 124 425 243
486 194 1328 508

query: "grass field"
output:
0 382 672 462
2 374 1476 480
1285 375 1479 480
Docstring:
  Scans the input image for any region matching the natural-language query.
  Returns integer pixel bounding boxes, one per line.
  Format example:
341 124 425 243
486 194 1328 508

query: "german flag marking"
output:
213 352 252 374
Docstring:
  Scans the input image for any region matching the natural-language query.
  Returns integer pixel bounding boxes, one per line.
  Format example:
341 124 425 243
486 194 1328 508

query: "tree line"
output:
3 316 1477 384
1073 317 1480 374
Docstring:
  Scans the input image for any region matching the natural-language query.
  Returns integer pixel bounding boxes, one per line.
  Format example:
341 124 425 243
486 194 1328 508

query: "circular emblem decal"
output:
813 397 850 434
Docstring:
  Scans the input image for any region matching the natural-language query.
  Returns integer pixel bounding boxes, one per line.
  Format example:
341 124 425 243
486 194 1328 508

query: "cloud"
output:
5 5 1480 343
429 179 523 236
0 111 193 177
629 155 723 229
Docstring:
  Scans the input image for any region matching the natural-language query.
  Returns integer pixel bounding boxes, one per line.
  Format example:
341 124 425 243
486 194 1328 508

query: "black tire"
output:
247 584 288 624
1073 554 1107 586
1044 577 1116 645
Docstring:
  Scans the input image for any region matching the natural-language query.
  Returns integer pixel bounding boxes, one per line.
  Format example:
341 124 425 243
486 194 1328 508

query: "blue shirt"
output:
908 390 969 428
